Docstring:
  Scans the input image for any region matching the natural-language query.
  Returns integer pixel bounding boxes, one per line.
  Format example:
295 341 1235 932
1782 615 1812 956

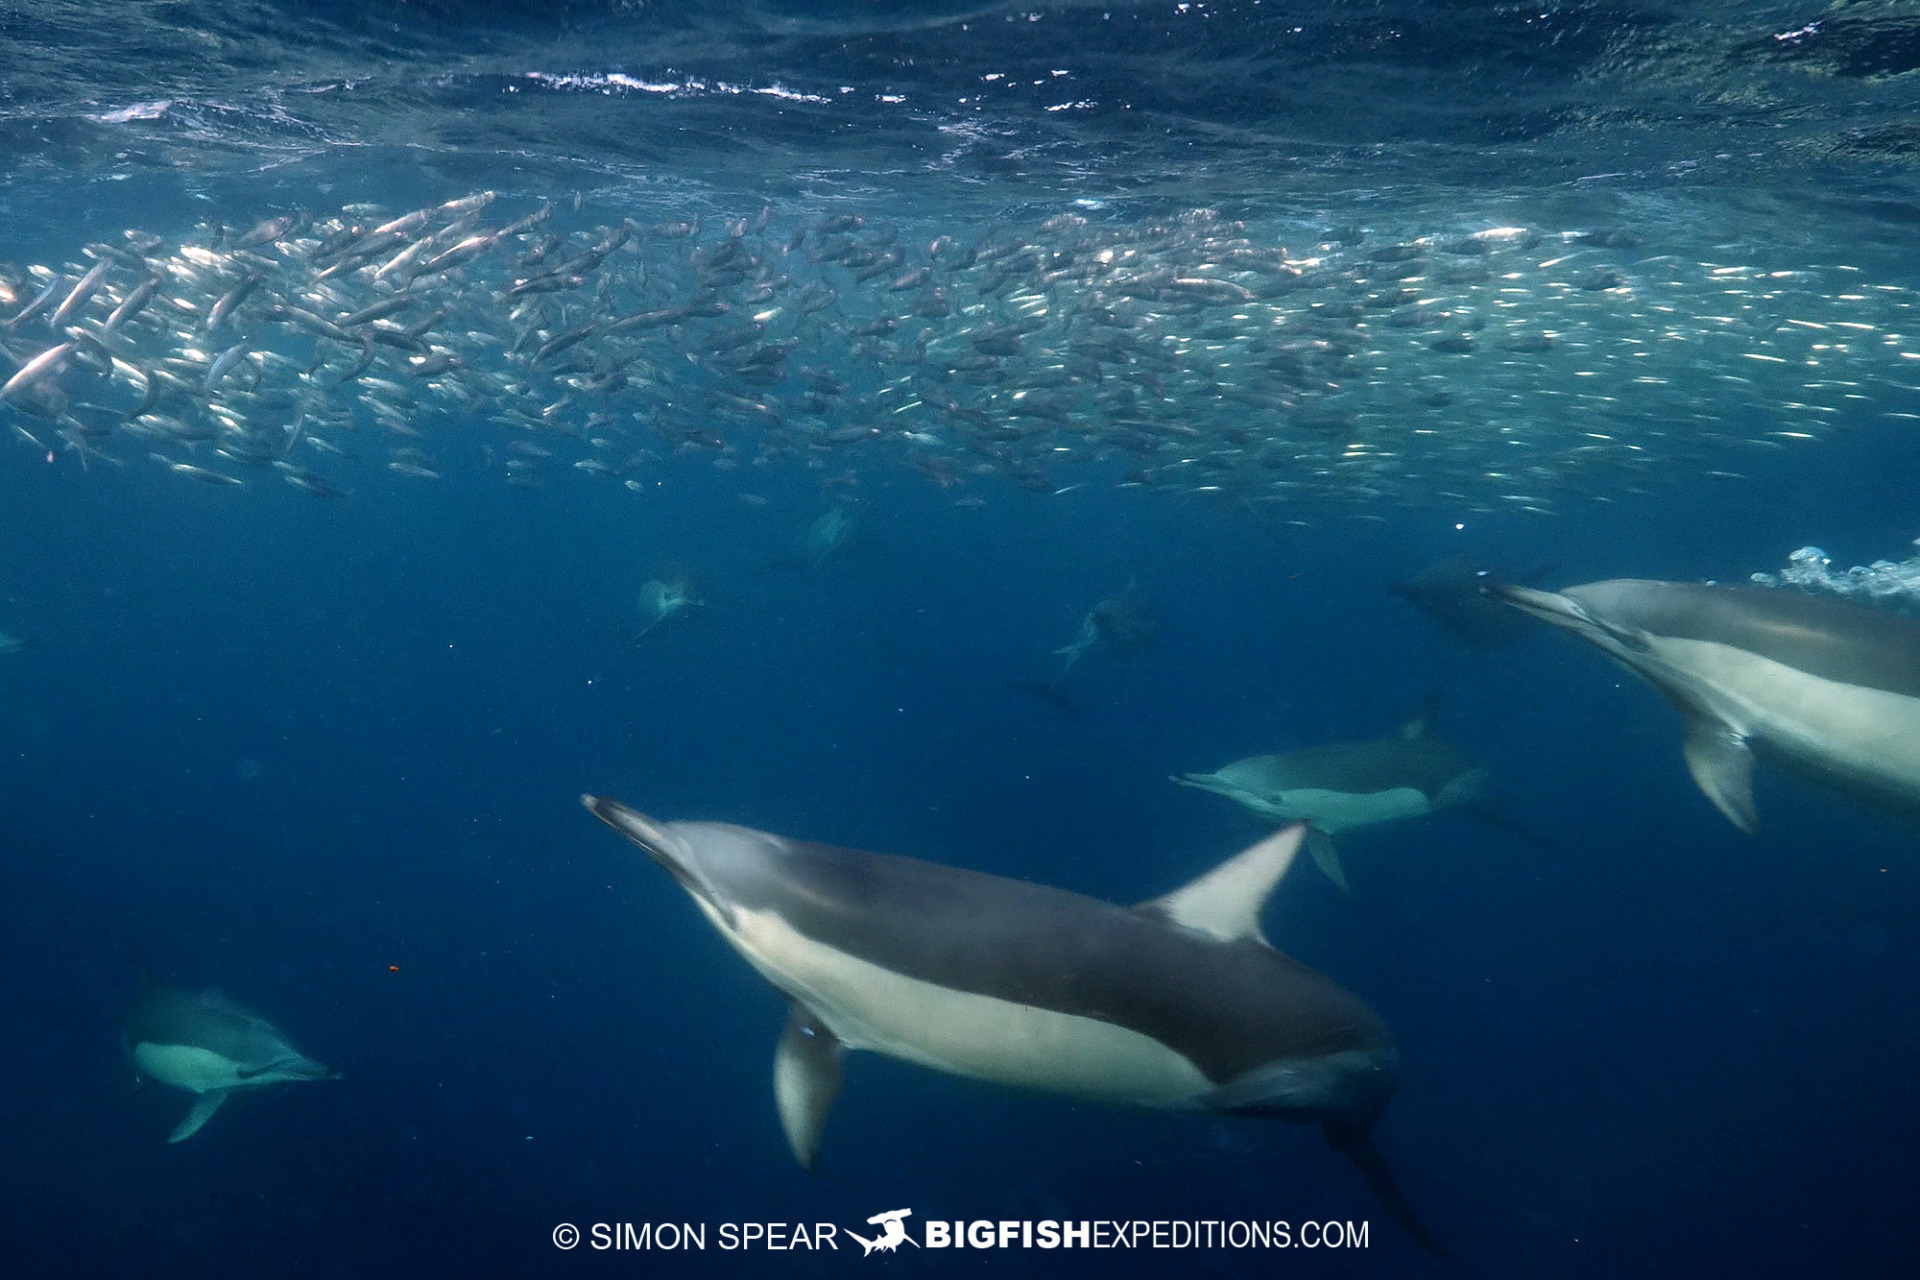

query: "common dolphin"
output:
1487 578 1920 832
0 629 25 656
800 502 858 567
1054 579 1157 673
124 977 340 1142
1390 556 1540 648
634 574 701 639
582 794 1443 1255
1172 709 1495 890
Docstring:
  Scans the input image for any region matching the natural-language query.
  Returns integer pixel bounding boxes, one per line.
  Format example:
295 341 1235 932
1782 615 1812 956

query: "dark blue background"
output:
2 389 1916 1278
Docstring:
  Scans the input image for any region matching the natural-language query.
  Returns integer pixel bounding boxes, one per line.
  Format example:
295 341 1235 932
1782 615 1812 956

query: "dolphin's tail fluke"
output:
1003 678 1078 717
1470 800 1571 859
1323 1120 1452 1262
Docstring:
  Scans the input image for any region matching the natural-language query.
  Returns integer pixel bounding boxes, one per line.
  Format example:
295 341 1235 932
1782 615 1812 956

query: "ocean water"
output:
3 2 1919 1276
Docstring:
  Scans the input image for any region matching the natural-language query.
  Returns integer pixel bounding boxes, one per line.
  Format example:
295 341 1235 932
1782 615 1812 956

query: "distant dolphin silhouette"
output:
1173 704 1499 889
124 973 339 1142
634 574 702 639
1054 579 1156 672
1390 557 1554 648
1003 678 1078 717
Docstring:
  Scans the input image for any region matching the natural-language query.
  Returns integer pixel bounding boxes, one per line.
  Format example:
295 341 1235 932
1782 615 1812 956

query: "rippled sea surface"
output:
3 4 1918 1278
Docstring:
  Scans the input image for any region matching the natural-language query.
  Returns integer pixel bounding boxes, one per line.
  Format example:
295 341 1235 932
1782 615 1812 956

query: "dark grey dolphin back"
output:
758 838 1394 1108
1260 734 1479 797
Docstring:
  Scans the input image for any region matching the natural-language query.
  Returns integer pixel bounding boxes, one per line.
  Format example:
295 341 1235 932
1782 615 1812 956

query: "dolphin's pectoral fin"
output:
1397 690 1444 741
774 1003 843 1171
1437 766 1494 810
1134 824 1307 944
1681 714 1759 834
168 1090 228 1143
1323 1120 1450 1261
1305 828 1350 893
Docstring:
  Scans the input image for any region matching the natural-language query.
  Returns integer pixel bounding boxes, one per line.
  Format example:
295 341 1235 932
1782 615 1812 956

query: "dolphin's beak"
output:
582 794 707 889
1483 581 1653 653
583 795 678 858
1480 580 1570 623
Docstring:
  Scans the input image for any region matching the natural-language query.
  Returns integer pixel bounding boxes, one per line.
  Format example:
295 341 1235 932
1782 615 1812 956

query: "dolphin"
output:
1390 556 1539 648
1054 579 1157 673
765 502 863 572
124 976 340 1142
582 794 1444 1255
1172 708 1495 890
0 629 25 656
634 573 702 639
799 502 859 567
1487 577 1920 833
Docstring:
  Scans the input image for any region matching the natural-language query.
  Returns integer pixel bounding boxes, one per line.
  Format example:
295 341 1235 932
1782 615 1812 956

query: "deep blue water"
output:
4 3 1920 1277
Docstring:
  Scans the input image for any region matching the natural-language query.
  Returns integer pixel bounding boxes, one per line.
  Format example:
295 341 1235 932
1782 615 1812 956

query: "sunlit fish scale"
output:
48 259 115 330
530 323 597 366
370 207 438 241
234 214 300 250
337 296 414 329
204 273 262 332
102 275 165 335
153 455 243 486
264 304 354 344
407 351 462 378
0 341 76 405
276 464 343 497
495 202 554 240
7 274 68 329
370 236 438 284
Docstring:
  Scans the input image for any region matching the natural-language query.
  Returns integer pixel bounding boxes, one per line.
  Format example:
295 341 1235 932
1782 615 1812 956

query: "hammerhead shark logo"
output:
846 1209 917 1256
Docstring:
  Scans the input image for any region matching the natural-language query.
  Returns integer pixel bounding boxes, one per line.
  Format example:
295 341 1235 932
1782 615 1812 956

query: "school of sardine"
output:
3 193 1916 514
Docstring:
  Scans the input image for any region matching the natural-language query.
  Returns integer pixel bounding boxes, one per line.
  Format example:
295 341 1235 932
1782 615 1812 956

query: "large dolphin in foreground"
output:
124 977 340 1142
582 794 1443 1255
1487 578 1920 832
1173 708 1495 890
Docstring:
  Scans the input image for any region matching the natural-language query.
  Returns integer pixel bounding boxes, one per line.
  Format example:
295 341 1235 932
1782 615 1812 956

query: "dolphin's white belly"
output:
1656 638 1920 803
133 1042 245 1093
1278 786 1433 834
707 903 1214 1108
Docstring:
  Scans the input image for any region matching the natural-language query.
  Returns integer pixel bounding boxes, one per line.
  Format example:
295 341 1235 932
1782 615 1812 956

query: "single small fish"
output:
0 342 76 405
159 459 244 486
49 258 113 329
205 274 263 331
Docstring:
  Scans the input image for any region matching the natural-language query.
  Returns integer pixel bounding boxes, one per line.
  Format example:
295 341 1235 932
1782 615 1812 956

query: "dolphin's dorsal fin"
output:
1134 824 1306 945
